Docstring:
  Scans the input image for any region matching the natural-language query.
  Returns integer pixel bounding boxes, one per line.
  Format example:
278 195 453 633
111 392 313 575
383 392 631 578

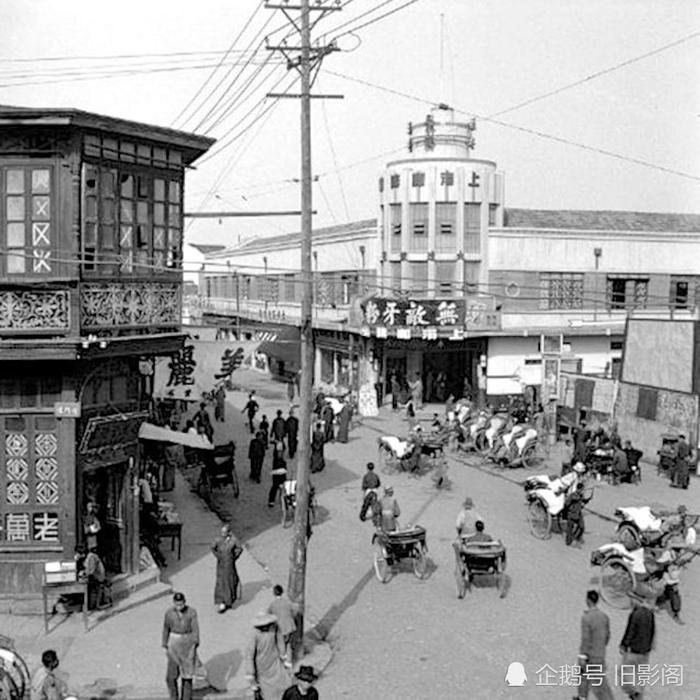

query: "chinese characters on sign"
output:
361 298 500 339
532 663 683 688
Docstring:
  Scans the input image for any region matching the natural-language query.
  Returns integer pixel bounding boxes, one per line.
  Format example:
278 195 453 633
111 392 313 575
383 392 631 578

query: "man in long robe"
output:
336 401 352 443
310 422 325 473
211 524 243 613
162 592 200 700
245 612 290 699
285 410 299 459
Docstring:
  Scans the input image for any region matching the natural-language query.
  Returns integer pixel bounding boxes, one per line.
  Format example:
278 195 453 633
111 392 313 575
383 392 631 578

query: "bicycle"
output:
278 480 317 529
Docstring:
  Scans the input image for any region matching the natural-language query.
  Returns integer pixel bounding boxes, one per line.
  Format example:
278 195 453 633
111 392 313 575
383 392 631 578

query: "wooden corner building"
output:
0 105 213 611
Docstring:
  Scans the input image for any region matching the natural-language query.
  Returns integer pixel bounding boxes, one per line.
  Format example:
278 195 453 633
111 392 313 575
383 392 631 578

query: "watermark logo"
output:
505 662 527 686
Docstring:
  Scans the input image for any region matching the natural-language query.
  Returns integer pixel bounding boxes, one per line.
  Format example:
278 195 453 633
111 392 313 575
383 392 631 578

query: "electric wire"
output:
320 80 351 220
323 70 700 184
171 1 266 129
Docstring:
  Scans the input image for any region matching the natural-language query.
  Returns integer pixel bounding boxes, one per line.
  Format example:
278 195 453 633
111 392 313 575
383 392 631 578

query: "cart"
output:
372 525 428 583
0 636 30 700
453 539 507 598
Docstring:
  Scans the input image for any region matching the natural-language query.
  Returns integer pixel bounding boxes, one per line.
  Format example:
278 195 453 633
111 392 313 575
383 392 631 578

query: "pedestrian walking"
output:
575 590 614 700
271 410 286 446
410 371 424 409
248 432 266 483
245 612 290 700
619 588 656 700
565 482 592 547
655 551 685 624
310 421 325 474
259 415 270 449
282 666 319 700
243 392 259 434
285 409 299 459
390 373 400 411
320 402 334 443
269 456 288 508
84 545 110 610
214 384 226 423
162 592 200 700
287 378 295 404
336 400 352 443
31 649 68 700
672 434 690 489
267 585 297 662
212 523 243 613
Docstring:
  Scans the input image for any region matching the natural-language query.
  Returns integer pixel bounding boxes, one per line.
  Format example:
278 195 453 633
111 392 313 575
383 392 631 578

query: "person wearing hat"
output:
455 497 484 539
245 611 290 699
282 666 319 700
564 482 593 547
619 587 656 699
162 592 200 700
378 486 401 532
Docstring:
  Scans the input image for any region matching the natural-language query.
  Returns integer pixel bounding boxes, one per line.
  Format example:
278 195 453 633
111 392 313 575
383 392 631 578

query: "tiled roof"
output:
210 218 377 256
503 208 700 232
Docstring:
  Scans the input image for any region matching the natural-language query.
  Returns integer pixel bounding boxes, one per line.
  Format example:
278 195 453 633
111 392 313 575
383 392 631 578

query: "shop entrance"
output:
82 461 130 574
422 342 485 402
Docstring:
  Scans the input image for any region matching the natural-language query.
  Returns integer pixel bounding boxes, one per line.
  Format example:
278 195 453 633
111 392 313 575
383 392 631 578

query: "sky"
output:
1 0 699 251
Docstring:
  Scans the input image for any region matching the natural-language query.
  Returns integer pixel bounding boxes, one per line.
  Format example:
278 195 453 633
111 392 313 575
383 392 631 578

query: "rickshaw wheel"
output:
476 434 490 456
521 443 540 469
280 490 293 528
373 543 390 583
599 557 635 609
617 523 641 551
412 546 428 579
454 560 467 599
496 557 507 598
528 500 551 539
231 470 240 499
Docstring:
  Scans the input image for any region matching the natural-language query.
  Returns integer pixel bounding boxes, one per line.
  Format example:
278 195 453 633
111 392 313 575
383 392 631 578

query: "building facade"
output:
0 106 212 609
199 108 700 408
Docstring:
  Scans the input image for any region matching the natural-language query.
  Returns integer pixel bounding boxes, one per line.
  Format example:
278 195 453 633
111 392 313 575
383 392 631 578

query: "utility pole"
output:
265 0 341 660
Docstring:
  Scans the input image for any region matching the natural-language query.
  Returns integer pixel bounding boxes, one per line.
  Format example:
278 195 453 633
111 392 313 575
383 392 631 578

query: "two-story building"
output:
0 106 212 610
199 106 700 408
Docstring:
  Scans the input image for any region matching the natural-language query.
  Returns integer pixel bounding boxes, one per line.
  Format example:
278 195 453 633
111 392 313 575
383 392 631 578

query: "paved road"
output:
226 370 700 700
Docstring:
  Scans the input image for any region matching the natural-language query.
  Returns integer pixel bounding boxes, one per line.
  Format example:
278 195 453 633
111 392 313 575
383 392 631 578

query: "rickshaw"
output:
279 479 318 529
372 525 428 583
453 539 507 598
0 636 31 700
197 442 240 500
591 541 699 609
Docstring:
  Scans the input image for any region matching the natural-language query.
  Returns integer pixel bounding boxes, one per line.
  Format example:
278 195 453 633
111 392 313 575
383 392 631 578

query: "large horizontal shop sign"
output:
360 297 500 337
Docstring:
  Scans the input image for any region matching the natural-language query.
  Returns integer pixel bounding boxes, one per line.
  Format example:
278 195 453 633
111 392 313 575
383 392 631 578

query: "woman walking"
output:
212 523 243 613
245 612 290 699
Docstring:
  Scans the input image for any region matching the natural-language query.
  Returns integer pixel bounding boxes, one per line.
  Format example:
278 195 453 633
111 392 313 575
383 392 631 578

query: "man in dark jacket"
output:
576 590 614 699
271 410 287 446
611 444 630 485
619 589 656 699
623 440 643 482
248 432 265 483
565 482 591 547
285 409 299 459
672 434 691 489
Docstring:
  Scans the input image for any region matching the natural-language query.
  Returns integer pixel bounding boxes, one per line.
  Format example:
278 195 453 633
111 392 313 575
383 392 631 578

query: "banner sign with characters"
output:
154 340 249 401
359 297 500 339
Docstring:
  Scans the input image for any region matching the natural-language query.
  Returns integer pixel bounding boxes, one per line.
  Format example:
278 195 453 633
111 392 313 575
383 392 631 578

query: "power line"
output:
330 0 421 40
324 70 700 184
490 28 700 118
320 82 351 219
171 1 266 129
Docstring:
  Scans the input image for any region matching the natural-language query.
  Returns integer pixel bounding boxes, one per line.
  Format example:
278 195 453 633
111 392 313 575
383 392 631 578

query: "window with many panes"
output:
463 203 480 253
539 272 584 310
2 165 53 275
409 203 428 251
82 163 181 276
1 415 61 545
389 204 402 252
436 202 456 252
606 277 648 310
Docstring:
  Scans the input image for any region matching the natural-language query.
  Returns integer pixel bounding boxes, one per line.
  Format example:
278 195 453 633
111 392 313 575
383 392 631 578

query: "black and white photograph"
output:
0 1 698 698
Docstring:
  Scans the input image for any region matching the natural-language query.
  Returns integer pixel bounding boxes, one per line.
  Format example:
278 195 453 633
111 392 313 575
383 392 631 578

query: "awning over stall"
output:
138 423 214 449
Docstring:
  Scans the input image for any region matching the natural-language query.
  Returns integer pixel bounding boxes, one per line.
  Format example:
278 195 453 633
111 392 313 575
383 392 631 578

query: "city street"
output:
226 369 700 700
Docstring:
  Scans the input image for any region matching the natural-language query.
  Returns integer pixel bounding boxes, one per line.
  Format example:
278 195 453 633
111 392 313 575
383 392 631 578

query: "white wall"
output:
205 230 378 275
486 334 622 395
490 229 700 275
